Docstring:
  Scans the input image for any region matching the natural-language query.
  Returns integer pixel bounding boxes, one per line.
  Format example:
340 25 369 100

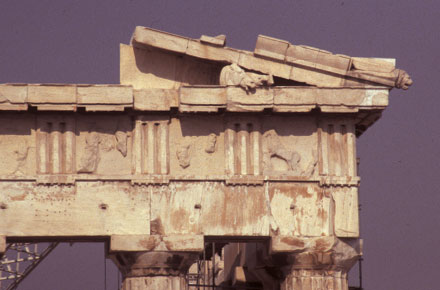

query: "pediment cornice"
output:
131 26 412 90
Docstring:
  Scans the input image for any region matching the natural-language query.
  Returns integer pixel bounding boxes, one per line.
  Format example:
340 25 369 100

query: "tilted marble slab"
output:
130 26 412 90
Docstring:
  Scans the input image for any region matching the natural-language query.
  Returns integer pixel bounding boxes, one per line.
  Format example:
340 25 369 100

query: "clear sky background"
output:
0 1 438 289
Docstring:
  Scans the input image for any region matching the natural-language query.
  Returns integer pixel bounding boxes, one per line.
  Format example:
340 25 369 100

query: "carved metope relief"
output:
205 133 217 154
225 118 262 175
78 130 100 173
12 140 30 175
262 129 318 176
36 116 76 174
115 129 128 157
132 116 170 175
76 119 130 174
263 130 301 175
176 138 192 169
318 118 356 177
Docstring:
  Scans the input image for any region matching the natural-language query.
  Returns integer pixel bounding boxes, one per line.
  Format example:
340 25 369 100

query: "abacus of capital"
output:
0 27 411 289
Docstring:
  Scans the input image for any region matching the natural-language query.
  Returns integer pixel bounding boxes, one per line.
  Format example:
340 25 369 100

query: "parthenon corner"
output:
0 27 411 289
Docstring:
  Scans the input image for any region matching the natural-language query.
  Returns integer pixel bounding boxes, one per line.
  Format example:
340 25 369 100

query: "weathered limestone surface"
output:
110 235 204 252
1 182 150 236
333 187 359 237
122 276 187 290
0 84 389 115
273 239 361 290
131 26 412 90
223 237 361 289
1 181 346 237
112 251 200 290
0 27 411 289
281 270 349 290
0 235 5 258
120 44 222 90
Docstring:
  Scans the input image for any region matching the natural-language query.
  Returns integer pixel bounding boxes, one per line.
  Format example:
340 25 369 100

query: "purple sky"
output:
1 1 438 289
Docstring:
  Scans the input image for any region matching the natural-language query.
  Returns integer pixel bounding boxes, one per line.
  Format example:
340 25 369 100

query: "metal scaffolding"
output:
0 243 59 290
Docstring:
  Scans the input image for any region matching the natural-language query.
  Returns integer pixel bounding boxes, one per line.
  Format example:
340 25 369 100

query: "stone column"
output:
108 235 204 290
112 251 199 290
278 265 350 290
271 237 361 290
245 237 361 290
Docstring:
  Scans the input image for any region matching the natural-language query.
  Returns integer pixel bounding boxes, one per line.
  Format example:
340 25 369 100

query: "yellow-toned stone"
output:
0 85 27 103
0 26 411 290
28 84 76 103
77 85 132 104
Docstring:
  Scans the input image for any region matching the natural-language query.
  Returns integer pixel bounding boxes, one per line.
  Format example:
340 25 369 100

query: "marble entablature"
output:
0 26 411 290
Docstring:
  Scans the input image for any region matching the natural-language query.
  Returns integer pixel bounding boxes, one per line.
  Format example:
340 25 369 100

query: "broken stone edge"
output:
130 26 411 89
0 84 389 114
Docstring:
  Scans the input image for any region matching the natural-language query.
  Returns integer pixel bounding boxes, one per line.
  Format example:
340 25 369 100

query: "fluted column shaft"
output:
122 276 187 290
281 269 348 290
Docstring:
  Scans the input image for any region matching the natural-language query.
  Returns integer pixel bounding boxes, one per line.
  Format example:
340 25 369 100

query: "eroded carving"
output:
176 141 192 169
394 69 413 90
205 133 217 154
78 123 128 174
263 130 318 176
99 135 114 152
12 141 29 175
351 58 413 90
115 130 128 157
78 131 100 173
302 149 318 176
264 130 302 175
220 63 274 91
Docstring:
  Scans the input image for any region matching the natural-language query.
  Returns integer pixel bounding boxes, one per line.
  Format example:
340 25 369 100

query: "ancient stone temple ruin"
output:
0 27 411 289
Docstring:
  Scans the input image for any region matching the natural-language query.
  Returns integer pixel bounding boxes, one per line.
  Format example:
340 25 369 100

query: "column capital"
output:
269 237 362 290
270 236 362 271
112 251 200 277
238 237 361 289
108 235 203 289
